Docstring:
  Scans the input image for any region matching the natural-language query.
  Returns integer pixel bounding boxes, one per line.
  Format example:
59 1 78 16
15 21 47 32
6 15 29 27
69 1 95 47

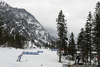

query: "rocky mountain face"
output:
0 1 56 45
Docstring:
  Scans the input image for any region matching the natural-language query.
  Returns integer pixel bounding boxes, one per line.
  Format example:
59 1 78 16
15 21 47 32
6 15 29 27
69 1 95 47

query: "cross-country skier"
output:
17 54 23 61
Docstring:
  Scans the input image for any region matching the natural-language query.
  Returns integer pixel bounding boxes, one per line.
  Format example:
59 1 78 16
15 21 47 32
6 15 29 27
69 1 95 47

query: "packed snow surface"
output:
0 47 74 67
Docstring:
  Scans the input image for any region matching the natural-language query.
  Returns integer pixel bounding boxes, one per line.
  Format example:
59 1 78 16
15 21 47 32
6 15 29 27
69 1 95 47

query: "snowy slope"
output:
0 47 74 67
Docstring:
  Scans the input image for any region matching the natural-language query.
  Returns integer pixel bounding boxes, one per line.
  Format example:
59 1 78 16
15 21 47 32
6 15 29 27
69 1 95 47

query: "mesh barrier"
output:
63 64 97 67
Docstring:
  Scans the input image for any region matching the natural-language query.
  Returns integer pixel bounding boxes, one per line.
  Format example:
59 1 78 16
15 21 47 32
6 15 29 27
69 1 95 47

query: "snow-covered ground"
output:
0 47 74 67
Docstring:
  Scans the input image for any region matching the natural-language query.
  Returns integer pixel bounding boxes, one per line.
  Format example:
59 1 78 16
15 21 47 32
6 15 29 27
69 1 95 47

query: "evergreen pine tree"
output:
56 10 68 62
0 18 5 45
77 28 86 62
9 32 15 47
68 32 76 60
3 26 10 47
15 33 26 49
84 11 92 65
30 38 34 48
92 2 100 66
20 35 27 49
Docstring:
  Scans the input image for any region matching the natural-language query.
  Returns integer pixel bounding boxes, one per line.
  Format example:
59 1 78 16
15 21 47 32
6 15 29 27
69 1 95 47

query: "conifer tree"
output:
77 28 85 62
68 32 76 60
20 35 27 49
9 32 15 47
0 18 5 45
56 10 68 62
15 33 26 48
3 26 10 46
92 2 100 66
84 11 92 65
30 38 34 48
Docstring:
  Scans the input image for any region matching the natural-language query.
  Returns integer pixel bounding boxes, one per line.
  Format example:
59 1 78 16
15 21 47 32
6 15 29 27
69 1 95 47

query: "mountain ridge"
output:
0 1 56 46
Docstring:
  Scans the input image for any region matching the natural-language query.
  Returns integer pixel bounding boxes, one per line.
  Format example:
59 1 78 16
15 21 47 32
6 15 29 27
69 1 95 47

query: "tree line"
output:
77 2 100 65
56 2 100 66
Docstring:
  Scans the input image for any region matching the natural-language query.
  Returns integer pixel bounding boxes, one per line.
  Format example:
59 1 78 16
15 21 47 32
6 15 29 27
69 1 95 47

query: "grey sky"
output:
2 0 100 37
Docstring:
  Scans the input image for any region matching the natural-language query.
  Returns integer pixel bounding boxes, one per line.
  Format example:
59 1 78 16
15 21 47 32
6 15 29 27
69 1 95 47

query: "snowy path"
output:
0 47 70 67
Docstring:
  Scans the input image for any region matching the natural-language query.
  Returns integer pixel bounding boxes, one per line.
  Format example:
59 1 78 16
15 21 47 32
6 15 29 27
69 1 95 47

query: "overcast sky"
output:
2 0 100 37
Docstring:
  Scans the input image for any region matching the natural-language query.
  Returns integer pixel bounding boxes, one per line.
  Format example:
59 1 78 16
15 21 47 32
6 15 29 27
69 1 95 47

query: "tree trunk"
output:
86 52 88 65
98 52 100 67
90 49 91 65
98 44 100 67
59 39 62 62
59 48 61 62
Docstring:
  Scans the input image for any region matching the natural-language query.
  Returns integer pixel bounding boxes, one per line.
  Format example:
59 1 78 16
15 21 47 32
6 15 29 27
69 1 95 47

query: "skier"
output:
17 54 23 61
75 55 80 64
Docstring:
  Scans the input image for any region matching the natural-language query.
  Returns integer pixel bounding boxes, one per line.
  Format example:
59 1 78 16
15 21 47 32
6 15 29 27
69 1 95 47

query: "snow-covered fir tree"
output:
56 10 68 62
